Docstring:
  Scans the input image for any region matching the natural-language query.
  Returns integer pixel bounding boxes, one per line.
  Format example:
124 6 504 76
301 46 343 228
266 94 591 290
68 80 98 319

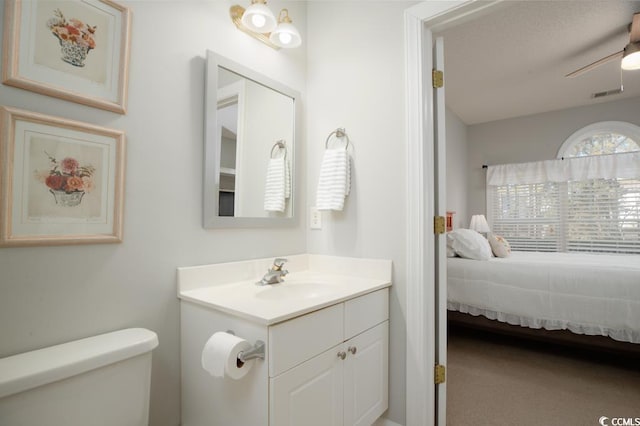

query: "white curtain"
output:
486 151 640 185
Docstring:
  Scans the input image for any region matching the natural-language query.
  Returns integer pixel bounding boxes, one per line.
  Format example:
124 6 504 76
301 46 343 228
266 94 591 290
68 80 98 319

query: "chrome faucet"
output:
256 258 289 286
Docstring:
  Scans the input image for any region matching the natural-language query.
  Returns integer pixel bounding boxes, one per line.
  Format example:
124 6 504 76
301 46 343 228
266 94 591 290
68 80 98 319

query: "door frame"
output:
404 2 502 425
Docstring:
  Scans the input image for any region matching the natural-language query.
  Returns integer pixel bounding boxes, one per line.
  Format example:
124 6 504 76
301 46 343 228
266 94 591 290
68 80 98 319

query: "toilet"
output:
0 328 158 426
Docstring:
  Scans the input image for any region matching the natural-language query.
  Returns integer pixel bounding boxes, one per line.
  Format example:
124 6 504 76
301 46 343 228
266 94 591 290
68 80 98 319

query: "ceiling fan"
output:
566 12 640 78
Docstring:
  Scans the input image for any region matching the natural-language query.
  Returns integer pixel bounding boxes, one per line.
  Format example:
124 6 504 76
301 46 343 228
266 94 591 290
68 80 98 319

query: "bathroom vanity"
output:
178 254 391 426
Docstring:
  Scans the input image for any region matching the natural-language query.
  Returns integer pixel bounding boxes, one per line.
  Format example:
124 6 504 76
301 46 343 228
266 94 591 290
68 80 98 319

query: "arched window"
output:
558 121 640 158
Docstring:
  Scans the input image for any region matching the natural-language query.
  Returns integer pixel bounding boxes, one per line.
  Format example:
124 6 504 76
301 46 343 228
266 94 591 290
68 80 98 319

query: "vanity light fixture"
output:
230 1 301 50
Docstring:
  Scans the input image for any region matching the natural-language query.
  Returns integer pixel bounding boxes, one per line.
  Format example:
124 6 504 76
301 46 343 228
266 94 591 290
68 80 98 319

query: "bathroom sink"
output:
255 283 335 301
178 258 392 324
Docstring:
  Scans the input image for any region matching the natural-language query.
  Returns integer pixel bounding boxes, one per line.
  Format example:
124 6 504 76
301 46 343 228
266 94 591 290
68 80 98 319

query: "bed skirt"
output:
447 310 640 357
448 301 640 344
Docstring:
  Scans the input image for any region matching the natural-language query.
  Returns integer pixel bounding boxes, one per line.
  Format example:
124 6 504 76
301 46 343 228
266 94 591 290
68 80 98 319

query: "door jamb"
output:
404 2 503 425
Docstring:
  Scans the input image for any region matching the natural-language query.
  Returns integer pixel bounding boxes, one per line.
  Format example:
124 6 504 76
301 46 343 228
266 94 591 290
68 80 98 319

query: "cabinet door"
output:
344 321 389 426
270 345 344 426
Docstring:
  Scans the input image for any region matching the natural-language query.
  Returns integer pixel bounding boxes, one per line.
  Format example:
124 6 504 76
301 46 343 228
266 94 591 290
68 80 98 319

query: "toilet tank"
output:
0 328 158 426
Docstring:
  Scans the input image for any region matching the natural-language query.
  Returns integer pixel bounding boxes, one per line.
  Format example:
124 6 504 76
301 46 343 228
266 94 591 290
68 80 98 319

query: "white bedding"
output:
447 251 640 344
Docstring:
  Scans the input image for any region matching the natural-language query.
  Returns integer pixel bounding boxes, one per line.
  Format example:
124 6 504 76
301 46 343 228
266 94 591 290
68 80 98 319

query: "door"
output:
433 36 448 426
270 345 344 426
217 80 245 216
343 322 389 426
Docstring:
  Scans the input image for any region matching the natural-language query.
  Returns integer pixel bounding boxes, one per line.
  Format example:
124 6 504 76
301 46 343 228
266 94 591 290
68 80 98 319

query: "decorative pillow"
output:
446 246 457 258
446 229 492 261
488 234 511 258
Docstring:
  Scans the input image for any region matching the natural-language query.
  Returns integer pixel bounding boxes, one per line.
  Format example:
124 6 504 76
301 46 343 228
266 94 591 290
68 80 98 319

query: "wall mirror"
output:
203 50 299 228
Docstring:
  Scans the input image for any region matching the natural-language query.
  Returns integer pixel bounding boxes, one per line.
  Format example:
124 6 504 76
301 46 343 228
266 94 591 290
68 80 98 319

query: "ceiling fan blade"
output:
631 12 640 43
565 50 624 78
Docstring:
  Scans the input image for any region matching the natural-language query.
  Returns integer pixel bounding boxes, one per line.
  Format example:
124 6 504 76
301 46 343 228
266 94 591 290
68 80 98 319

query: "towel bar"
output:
325 128 350 149
270 140 287 158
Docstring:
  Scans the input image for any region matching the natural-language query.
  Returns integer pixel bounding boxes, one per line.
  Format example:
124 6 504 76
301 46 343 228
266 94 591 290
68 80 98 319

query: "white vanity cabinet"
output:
178 254 392 426
269 289 389 426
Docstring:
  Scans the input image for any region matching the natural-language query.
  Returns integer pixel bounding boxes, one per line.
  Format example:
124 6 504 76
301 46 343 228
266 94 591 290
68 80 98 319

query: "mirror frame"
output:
203 50 300 228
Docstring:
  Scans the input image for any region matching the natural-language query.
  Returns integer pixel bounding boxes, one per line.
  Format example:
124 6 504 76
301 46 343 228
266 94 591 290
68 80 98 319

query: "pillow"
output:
446 229 492 261
488 234 511 258
446 246 457 258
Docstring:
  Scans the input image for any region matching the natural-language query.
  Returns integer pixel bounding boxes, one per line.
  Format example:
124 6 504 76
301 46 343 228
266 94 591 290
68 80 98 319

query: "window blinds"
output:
487 153 640 254
566 178 640 254
488 182 561 252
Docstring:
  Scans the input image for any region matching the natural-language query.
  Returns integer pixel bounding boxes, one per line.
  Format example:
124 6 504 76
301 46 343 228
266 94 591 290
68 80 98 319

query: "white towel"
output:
264 157 287 212
285 159 291 199
316 148 351 211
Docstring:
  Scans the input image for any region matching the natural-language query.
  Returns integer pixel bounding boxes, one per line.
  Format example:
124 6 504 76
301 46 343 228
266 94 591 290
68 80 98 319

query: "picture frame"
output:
2 0 132 114
0 106 125 246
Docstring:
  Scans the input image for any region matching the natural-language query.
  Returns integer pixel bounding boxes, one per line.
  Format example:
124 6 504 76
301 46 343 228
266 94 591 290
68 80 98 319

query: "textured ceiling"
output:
436 1 640 125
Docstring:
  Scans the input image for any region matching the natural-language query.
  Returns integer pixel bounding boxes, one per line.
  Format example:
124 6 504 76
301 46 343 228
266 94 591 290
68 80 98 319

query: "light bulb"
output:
268 10 301 49
622 52 640 70
278 32 292 45
621 43 640 71
251 14 266 29
240 2 277 33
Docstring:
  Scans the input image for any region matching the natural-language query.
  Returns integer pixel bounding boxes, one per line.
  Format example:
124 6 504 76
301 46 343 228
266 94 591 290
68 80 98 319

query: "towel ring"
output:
325 128 350 150
270 140 287 159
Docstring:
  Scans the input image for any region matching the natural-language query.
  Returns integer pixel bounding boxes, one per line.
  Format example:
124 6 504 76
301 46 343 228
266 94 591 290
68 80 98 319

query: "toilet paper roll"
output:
201 332 254 380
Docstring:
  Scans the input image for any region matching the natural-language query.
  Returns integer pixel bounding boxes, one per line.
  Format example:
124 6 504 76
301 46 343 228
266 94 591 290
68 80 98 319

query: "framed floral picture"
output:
0 106 125 246
2 0 131 114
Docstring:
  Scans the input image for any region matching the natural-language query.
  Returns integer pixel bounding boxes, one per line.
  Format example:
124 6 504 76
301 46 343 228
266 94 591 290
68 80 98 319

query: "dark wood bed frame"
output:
448 310 640 358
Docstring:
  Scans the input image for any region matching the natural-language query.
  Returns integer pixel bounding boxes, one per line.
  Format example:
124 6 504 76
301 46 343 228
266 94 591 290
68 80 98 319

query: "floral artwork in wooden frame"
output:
0 106 125 246
2 0 132 114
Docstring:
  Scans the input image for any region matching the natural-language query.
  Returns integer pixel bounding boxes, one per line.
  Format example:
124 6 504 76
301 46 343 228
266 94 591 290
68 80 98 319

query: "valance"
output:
486 151 640 186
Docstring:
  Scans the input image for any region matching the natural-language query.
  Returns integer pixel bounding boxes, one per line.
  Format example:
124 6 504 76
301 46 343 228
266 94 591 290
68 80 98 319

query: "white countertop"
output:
177 255 392 325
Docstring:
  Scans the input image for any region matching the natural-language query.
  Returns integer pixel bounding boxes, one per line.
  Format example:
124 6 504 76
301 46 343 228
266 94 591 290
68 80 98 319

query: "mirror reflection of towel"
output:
264 157 290 212
316 148 350 211
285 159 291 199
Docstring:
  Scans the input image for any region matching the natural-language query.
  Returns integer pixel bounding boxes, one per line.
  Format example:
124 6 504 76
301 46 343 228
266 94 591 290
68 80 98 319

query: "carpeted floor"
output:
446 327 640 426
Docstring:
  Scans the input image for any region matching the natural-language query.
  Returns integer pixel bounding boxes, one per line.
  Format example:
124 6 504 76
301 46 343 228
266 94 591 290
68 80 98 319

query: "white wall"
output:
0 2 306 425
445 107 468 229
306 2 415 424
466 96 640 219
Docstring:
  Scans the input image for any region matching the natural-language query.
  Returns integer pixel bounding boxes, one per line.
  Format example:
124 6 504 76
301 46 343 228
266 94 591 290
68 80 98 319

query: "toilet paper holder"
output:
227 330 265 362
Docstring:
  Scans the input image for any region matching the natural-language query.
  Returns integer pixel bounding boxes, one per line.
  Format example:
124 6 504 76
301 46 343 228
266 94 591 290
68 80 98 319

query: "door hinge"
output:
432 69 444 88
434 364 446 384
434 216 446 235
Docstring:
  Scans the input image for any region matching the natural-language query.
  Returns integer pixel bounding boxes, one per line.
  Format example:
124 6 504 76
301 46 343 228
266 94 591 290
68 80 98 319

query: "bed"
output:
447 251 640 353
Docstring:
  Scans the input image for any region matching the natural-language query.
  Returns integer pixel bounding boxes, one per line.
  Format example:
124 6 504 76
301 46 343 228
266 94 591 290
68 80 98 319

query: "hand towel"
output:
285 159 291 199
316 148 351 211
264 157 286 212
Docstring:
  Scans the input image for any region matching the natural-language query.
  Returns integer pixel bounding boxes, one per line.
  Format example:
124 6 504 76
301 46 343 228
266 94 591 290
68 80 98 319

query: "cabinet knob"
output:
337 351 347 360
348 346 357 355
